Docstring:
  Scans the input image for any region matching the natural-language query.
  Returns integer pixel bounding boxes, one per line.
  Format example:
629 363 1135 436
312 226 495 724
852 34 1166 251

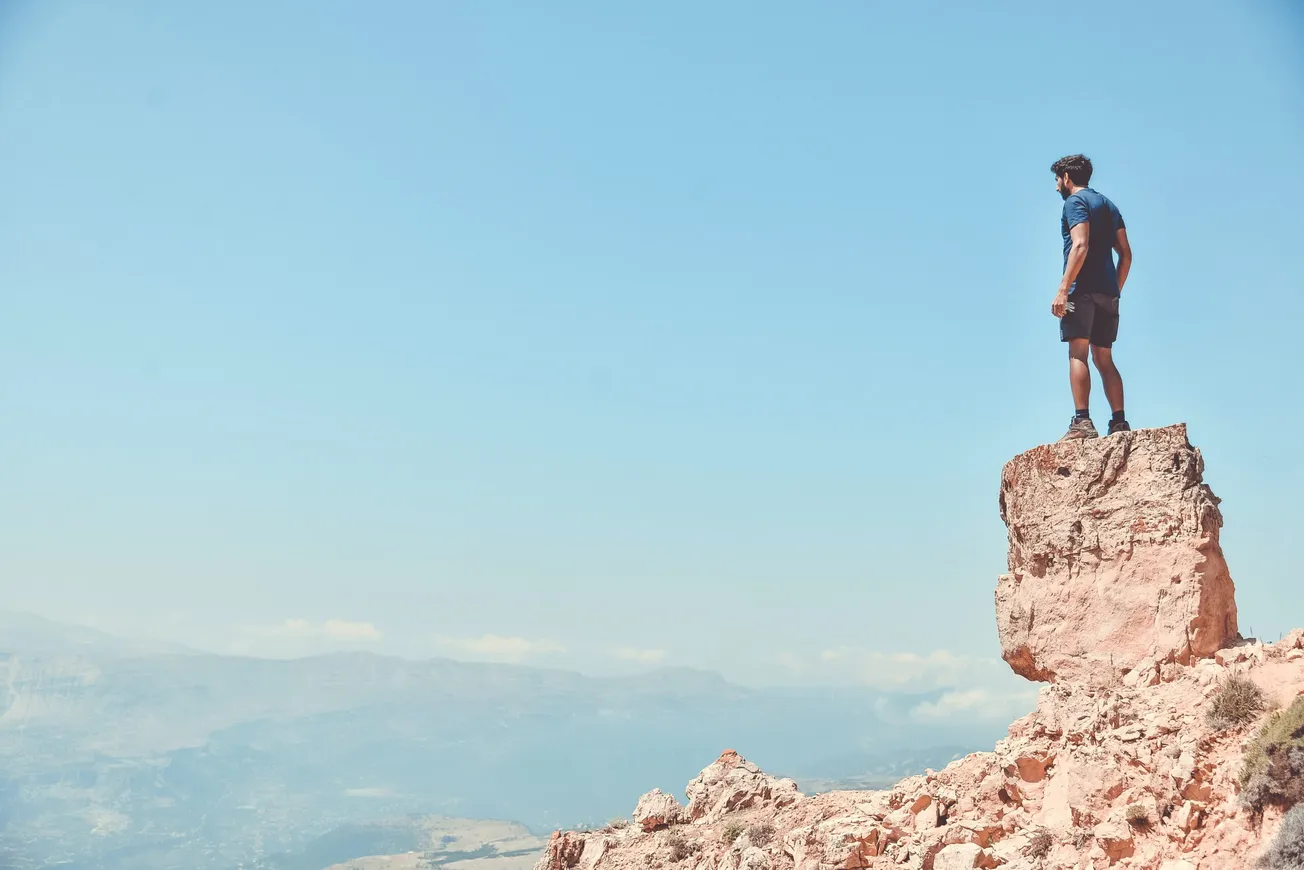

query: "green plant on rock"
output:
721 821 745 845
1256 804 1304 869
1125 803 1151 830
1240 696 1304 813
1206 673 1267 730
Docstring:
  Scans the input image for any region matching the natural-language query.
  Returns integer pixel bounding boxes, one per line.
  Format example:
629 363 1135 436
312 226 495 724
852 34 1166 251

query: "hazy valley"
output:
0 612 994 870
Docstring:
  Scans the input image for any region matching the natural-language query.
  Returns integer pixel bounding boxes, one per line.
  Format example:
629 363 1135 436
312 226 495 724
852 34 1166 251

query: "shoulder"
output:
1090 189 1121 210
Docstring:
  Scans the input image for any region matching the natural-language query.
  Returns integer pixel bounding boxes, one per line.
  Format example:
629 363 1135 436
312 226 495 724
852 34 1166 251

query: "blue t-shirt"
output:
1061 188 1125 297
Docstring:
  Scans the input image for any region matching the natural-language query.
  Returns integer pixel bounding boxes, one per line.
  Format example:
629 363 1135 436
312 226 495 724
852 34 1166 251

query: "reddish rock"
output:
538 831 585 870
995 424 1239 684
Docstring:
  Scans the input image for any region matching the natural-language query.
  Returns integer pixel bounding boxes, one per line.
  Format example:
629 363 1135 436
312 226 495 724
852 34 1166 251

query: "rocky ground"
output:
533 426 1303 870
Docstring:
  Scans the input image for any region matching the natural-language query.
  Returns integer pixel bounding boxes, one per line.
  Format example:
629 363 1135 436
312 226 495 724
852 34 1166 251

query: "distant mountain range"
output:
0 611 992 870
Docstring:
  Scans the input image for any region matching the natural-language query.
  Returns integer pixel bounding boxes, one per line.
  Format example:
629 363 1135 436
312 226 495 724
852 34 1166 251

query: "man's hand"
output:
1052 289 1069 318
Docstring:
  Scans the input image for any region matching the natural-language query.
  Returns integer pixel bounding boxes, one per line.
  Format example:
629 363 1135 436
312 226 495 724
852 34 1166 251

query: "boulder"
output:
632 788 683 831
995 424 1238 684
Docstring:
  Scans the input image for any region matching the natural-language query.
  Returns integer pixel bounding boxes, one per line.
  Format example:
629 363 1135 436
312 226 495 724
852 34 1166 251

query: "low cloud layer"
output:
611 647 668 664
245 618 382 641
434 633 566 663
783 645 1037 723
817 647 999 690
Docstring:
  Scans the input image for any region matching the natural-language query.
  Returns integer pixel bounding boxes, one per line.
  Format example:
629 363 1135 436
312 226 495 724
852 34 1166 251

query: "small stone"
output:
1091 821 1134 865
931 843 982 870
1170 800 1202 833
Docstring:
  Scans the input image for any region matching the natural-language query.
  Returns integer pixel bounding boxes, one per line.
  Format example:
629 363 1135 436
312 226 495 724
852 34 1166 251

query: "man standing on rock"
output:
1051 154 1132 440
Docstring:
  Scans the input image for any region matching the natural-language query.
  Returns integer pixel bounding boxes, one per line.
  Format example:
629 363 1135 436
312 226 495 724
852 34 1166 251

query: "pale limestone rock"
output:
684 749 801 822
632 788 683 832
931 843 982 870
995 425 1238 684
737 846 769 870
1170 800 1201 833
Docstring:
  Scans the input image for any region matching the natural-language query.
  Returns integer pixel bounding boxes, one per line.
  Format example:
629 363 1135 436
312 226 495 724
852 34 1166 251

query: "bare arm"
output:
1052 222 1089 317
1113 227 1132 293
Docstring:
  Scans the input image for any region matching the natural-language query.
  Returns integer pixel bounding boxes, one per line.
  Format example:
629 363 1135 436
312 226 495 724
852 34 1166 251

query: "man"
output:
1050 154 1132 440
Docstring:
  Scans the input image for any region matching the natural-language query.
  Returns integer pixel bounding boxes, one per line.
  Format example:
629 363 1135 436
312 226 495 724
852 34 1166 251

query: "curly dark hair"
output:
1050 154 1093 186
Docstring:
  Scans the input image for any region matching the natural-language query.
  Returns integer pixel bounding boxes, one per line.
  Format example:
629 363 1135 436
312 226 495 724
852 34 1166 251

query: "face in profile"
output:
1056 174 1072 200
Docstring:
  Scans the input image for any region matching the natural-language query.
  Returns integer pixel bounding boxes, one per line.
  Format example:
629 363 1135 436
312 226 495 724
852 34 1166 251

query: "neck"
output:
1068 183 1087 194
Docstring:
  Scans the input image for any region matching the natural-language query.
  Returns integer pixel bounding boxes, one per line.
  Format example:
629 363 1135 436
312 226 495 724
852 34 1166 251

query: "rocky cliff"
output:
534 425 1302 870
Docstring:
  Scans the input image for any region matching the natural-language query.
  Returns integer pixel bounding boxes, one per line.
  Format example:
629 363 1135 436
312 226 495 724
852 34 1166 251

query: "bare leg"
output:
1068 338 1091 412
1091 345 1125 413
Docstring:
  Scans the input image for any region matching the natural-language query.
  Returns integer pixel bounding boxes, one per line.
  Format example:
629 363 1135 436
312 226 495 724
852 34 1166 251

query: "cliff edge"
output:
535 425 1302 869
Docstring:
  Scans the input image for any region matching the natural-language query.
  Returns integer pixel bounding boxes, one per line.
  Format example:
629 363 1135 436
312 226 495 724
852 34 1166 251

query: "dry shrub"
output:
666 833 700 862
746 823 776 848
1025 829 1053 858
721 821 745 844
1125 803 1151 830
1207 673 1267 730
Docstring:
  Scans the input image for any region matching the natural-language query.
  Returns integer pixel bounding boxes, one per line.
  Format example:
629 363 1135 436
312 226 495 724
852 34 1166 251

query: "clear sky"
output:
2 1 1301 706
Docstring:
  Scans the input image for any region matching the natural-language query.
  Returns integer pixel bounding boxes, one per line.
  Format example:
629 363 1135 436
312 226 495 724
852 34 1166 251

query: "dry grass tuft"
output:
1025 829 1053 858
1206 673 1267 730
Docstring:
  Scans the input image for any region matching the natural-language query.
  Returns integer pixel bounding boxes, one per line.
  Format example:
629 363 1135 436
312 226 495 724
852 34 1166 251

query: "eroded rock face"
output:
531 634 1304 870
633 788 684 831
685 749 802 822
532 426 1299 870
995 424 1239 684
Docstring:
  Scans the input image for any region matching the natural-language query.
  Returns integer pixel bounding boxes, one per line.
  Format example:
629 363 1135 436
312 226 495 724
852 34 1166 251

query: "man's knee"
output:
1068 339 1091 361
1090 345 1116 370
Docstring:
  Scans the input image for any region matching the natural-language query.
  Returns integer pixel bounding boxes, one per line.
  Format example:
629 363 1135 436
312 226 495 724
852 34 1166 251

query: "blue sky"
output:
2 1 1301 705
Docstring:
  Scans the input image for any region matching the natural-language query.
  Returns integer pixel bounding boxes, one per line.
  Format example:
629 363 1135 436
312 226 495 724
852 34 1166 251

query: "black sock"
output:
1074 408 1090 420
1112 409 1126 423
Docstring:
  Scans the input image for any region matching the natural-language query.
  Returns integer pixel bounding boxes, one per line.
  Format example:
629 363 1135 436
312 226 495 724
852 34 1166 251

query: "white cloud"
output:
611 647 668 664
909 688 991 721
800 646 1039 723
320 619 382 640
816 647 1002 691
245 618 381 641
910 686 1039 723
434 634 566 663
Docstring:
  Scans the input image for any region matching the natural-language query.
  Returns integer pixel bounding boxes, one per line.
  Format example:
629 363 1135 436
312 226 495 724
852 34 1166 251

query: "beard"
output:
1058 183 1071 200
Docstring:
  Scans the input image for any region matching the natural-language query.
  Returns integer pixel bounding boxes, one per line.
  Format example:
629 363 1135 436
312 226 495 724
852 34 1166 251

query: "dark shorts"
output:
1060 292 1120 347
